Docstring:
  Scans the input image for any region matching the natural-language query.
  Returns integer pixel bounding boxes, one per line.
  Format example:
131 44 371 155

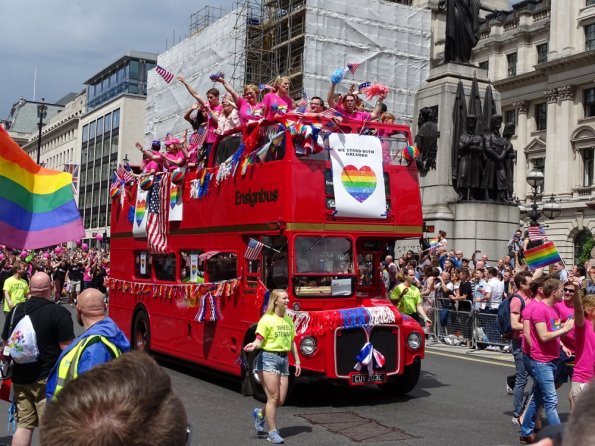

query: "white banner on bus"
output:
132 188 149 238
168 182 183 222
329 134 386 219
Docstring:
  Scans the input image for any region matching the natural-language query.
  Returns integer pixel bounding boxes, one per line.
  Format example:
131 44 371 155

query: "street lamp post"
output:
36 98 48 165
526 169 544 224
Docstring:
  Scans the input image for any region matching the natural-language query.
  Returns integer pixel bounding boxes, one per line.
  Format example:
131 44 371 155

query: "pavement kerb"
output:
425 340 515 365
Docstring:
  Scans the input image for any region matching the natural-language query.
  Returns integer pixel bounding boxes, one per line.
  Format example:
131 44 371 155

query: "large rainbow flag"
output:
524 241 562 270
0 126 84 249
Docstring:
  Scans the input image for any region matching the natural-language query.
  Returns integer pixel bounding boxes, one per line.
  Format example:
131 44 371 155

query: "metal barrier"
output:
425 299 511 351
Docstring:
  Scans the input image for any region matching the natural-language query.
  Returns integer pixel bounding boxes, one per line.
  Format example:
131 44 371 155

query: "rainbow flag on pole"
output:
524 241 562 270
0 127 84 249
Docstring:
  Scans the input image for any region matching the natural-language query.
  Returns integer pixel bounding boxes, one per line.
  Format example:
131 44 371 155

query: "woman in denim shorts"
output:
244 290 301 444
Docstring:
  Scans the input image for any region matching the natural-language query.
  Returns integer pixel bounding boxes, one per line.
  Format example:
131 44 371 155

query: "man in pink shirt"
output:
508 271 533 422
568 277 595 412
520 278 574 444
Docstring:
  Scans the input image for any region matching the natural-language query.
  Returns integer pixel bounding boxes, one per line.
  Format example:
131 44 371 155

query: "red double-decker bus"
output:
108 117 425 399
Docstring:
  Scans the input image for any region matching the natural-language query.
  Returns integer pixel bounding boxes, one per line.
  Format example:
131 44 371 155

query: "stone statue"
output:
415 107 439 175
482 114 512 202
442 0 481 65
502 122 517 201
456 115 484 201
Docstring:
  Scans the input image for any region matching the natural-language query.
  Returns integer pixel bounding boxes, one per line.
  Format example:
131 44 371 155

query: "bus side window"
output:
207 253 237 282
180 250 205 283
153 254 177 282
134 251 151 279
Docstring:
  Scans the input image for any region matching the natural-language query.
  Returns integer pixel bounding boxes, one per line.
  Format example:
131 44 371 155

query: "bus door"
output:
356 239 387 298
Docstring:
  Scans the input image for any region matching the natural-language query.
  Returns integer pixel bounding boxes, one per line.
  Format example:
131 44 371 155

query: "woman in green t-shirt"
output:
243 289 301 444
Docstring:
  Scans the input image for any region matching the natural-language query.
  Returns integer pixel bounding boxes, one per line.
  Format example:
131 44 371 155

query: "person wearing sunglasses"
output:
214 76 265 125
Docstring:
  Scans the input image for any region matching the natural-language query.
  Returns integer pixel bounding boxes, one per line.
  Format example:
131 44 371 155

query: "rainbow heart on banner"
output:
135 200 146 226
170 184 180 210
341 165 377 203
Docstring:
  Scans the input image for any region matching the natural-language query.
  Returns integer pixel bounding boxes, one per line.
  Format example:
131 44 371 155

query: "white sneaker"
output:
506 385 514 395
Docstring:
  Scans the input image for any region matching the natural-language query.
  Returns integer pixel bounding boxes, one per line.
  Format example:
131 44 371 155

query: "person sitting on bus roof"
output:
262 76 294 120
327 82 385 122
214 94 242 165
162 138 186 172
178 75 222 161
135 140 164 173
214 77 265 125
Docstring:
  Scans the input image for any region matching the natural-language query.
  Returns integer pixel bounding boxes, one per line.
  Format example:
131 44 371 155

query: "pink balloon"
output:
20 250 28 258
76 239 82 246
95 234 103 241
81 243 89 251
55 247 63 254
42 253 50 259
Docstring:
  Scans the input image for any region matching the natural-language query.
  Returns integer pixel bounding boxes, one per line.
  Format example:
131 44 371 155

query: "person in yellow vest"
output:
44 288 130 400
390 266 433 328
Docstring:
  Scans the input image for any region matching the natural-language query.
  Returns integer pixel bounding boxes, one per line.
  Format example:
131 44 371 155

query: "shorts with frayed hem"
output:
256 351 289 376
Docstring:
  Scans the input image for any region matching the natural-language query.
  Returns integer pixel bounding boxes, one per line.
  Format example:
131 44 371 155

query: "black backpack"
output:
497 293 525 337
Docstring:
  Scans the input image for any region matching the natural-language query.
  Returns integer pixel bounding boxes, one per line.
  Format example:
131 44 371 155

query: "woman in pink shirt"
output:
136 140 163 173
215 78 265 125
569 278 595 411
262 76 293 120
162 138 186 172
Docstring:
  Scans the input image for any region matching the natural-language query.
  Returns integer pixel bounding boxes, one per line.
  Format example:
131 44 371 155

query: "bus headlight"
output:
407 332 422 350
300 336 317 356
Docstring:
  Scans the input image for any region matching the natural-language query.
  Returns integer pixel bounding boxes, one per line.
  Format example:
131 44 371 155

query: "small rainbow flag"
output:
524 241 562 270
0 127 84 249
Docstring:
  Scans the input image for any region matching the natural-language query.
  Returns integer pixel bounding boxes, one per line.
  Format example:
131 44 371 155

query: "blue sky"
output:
1 0 520 118
0 0 236 117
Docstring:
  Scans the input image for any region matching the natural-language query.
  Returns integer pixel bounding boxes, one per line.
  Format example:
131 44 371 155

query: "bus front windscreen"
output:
293 236 354 297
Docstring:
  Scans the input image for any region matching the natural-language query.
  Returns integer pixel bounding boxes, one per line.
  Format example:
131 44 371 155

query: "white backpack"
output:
8 305 40 364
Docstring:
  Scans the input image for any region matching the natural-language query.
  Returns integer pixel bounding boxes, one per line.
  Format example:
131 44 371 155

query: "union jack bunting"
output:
244 238 264 260
147 172 171 254
63 163 79 196
156 65 175 83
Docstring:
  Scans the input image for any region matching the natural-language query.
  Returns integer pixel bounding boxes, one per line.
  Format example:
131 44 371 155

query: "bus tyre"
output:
133 310 151 353
378 357 421 396
247 351 267 403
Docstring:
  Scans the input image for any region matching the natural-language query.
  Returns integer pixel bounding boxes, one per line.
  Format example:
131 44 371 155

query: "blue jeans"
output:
521 357 560 436
512 339 528 417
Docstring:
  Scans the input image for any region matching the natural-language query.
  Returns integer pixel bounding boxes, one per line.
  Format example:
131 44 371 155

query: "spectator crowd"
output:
382 228 594 444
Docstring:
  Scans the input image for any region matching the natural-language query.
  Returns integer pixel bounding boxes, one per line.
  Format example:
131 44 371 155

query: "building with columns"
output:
471 0 595 265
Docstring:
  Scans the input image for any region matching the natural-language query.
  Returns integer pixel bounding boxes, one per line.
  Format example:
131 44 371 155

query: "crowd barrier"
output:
424 298 511 350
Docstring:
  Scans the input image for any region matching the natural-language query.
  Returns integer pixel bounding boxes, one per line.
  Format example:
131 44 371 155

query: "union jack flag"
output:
63 163 79 196
147 173 171 254
156 65 175 83
244 238 264 260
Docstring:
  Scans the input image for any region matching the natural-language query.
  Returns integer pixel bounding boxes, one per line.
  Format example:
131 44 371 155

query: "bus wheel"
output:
133 311 151 353
378 357 421 396
247 351 267 403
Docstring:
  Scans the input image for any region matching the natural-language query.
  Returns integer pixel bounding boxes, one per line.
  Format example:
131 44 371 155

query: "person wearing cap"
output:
45 288 130 401
1 272 74 446
135 140 164 173
162 137 186 172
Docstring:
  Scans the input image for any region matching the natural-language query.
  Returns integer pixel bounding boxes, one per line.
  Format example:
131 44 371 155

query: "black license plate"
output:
348 371 387 386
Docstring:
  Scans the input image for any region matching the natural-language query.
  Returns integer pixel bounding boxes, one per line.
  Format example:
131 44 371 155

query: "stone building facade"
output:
471 0 595 265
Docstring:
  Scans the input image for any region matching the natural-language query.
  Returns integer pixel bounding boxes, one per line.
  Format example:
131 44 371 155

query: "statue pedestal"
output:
414 64 519 258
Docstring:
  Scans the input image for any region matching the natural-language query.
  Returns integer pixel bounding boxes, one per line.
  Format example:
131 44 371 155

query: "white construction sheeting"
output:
144 9 246 143
303 0 431 123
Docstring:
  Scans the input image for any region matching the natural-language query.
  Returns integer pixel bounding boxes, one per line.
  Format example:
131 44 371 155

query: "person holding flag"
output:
243 289 301 444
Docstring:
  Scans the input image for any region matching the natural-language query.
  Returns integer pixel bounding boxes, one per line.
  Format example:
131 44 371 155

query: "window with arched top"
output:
574 229 593 265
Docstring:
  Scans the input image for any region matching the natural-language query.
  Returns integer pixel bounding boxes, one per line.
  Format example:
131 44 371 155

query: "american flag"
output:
156 65 175 83
528 225 546 242
312 107 343 132
244 238 264 260
117 164 135 184
109 172 121 197
347 63 361 74
63 163 79 195
147 173 171 254
295 91 308 112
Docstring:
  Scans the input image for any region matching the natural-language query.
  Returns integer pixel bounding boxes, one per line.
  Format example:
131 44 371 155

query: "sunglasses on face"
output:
563 288 574 293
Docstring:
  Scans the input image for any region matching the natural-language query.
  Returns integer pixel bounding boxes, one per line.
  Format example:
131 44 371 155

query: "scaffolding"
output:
189 6 228 36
